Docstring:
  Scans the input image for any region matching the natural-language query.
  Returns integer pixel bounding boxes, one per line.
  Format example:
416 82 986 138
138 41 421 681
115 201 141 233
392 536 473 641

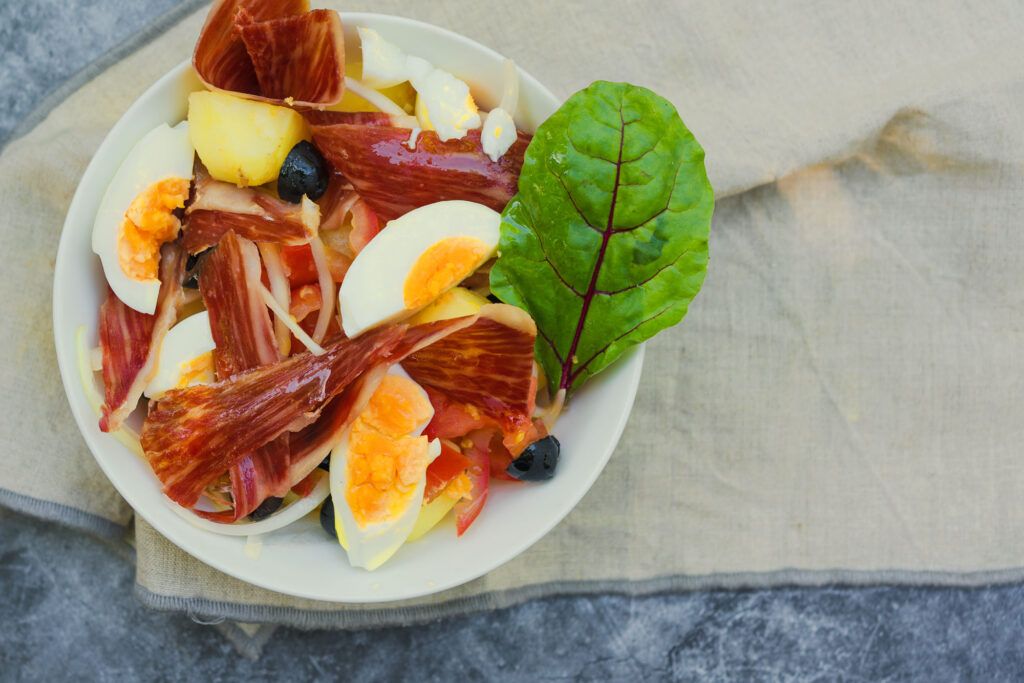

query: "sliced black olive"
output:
320 496 337 538
318 455 330 471
248 496 283 521
278 141 329 203
506 435 560 481
182 252 201 289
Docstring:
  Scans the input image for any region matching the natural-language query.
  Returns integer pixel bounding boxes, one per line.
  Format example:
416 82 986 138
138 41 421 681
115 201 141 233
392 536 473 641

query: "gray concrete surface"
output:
3 0 1024 679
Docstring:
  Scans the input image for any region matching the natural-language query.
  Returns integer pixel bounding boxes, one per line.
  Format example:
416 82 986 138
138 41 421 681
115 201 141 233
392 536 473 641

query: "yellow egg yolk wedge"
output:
117 177 189 281
176 351 214 389
403 237 490 309
345 374 435 527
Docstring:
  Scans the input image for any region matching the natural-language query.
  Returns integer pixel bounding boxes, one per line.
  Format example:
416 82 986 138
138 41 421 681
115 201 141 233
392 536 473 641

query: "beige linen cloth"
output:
3 0 1024 628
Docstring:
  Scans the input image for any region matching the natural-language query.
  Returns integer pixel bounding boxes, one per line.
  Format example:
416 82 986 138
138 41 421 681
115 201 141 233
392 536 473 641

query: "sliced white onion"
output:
257 283 326 356
257 242 292 357
167 470 331 536
499 58 519 115
307 234 336 344
537 388 566 432
344 76 406 116
75 326 144 458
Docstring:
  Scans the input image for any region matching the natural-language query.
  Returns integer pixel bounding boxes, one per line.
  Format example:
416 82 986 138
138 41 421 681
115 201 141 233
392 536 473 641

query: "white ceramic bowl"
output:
53 13 644 603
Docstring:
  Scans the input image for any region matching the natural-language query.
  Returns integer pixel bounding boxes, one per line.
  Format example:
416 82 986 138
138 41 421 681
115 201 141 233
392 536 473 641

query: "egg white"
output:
92 121 194 314
329 365 441 571
357 27 409 89
356 27 480 141
338 200 500 338
481 107 517 163
143 310 216 399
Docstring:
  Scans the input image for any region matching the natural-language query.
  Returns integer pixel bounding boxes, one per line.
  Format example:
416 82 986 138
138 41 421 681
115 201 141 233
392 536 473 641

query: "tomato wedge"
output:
349 199 380 255
455 430 491 536
280 243 351 286
424 441 471 503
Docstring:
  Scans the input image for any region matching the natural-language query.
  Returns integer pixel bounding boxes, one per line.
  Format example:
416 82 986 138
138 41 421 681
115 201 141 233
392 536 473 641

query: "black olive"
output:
320 496 337 538
278 141 329 203
486 293 501 304
318 455 330 471
249 496 283 521
182 252 201 289
506 435 560 481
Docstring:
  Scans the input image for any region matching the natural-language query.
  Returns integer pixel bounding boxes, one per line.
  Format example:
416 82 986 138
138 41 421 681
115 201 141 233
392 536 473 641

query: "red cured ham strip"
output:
287 365 387 486
198 231 290 519
183 168 318 254
310 120 531 221
193 0 307 97
142 317 474 507
200 231 279 377
304 111 394 127
238 9 345 106
98 243 186 432
403 304 537 431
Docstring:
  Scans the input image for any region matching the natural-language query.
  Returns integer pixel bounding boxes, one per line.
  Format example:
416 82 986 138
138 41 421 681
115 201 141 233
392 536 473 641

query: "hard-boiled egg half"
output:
143 311 216 400
329 365 441 570
92 122 194 314
338 200 500 337
358 27 481 142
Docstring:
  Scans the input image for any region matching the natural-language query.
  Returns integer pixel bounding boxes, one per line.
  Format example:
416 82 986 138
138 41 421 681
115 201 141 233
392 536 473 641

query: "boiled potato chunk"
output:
188 90 309 186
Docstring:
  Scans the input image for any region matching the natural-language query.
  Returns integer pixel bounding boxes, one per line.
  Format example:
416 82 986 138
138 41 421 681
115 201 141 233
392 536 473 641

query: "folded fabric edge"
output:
0 487 127 539
0 0 208 155
212 622 279 660
134 567 1024 631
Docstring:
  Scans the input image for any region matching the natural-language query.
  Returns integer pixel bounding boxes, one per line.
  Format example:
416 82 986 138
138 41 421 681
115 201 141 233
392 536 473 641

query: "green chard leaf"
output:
490 81 714 396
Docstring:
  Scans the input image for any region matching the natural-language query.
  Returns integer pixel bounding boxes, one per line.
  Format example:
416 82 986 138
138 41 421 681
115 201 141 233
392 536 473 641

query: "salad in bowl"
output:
64 0 713 587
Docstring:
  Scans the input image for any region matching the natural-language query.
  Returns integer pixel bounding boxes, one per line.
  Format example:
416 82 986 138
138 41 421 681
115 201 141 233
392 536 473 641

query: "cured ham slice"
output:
193 0 344 108
182 167 319 253
193 0 307 97
98 242 186 432
142 317 474 507
403 304 537 431
310 118 531 221
198 231 290 519
238 9 345 106
200 231 279 377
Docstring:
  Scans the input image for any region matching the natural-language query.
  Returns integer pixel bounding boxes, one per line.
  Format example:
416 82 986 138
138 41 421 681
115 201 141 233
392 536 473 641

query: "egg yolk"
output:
118 177 190 281
176 352 214 389
403 237 490 309
345 375 434 527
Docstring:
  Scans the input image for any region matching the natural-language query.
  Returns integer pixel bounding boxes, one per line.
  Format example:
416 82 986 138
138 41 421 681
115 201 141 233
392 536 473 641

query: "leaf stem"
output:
560 107 626 390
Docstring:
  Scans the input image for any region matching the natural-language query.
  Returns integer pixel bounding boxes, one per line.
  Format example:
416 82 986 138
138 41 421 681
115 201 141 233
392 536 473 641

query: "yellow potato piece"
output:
188 90 309 187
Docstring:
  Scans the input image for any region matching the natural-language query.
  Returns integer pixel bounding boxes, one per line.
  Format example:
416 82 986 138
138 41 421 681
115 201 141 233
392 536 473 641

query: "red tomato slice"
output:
424 441 471 503
423 386 497 440
455 430 491 536
280 243 351 286
349 199 380 255
280 245 319 286
289 284 321 323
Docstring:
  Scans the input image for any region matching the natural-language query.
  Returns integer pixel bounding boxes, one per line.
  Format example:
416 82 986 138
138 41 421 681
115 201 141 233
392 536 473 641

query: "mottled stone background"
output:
2 1 1022 679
